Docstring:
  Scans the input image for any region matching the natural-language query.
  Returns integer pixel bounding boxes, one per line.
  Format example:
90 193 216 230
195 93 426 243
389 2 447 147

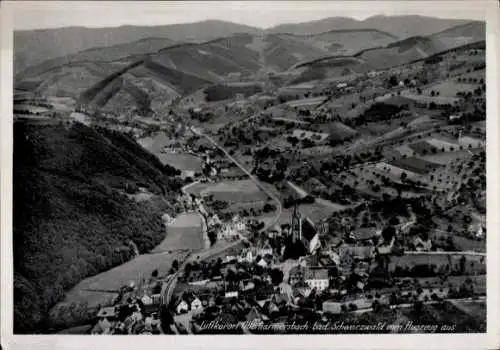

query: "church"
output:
282 204 321 260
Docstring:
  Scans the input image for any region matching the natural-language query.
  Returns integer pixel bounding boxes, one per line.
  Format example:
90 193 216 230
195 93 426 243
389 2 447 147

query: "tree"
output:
151 269 159 278
160 305 174 332
270 268 284 285
208 230 217 246
382 226 396 243
389 217 400 226
389 75 398 87
400 172 408 182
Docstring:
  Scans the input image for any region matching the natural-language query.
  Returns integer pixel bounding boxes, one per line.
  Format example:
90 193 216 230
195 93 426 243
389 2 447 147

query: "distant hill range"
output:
267 15 477 38
291 21 485 78
14 20 262 74
15 16 484 74
14 16 484 112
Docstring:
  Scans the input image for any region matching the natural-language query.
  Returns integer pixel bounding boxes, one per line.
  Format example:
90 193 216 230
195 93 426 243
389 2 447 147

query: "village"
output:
89 183 486 334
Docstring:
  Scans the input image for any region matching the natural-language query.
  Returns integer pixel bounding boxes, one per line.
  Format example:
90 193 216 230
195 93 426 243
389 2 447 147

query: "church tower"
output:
291 203 302 243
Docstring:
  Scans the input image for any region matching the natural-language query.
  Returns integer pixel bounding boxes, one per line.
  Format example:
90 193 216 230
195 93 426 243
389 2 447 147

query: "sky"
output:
10 1 486 31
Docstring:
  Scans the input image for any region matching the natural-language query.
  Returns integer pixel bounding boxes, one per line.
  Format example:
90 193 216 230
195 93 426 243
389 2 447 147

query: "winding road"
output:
190 125 283 232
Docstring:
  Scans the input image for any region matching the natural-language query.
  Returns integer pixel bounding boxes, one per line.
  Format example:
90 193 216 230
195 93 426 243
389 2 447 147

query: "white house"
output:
235 220 246 232
257 258 268 268
304 268 329 292
476 225 485 238
259 241 273 257
141 295 153 306
238 249 253 264
413 237 432 251
240 280 255 291
225 290 239 298
224 255 238 263
190 297 203 311
175 299 189 314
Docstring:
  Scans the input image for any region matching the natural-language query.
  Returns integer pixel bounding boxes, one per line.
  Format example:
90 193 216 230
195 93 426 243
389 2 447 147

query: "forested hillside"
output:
13 122 182 333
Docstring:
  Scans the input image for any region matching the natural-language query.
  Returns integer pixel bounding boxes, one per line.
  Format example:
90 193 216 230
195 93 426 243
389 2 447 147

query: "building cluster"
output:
91 293 162 335
162 202 487 334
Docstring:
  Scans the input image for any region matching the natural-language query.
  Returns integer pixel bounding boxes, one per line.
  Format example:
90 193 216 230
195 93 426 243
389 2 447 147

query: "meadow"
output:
186 179 269 203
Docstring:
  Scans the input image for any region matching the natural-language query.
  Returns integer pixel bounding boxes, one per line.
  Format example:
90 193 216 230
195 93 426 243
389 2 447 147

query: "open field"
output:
152 213 204 253
187 179 269 203
425 138 460 151
394 144 416 157
158 152 203 172
137 132 175 153
458 136 485 148
419 150 472 165
285 96 327 108
422 81 479 97
138 133 203 171
61 251 188 308
400 91 460 104
389 157 441 175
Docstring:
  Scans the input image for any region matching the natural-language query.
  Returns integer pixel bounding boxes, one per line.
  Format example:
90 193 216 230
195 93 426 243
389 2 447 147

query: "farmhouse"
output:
190 297 203 312
413 237 433 251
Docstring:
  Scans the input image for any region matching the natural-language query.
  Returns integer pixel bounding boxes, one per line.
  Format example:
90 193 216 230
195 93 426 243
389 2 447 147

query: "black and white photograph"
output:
1 0 499 347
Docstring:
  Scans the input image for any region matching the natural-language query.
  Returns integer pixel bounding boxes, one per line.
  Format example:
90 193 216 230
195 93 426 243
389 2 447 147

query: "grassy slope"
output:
13 122 182 333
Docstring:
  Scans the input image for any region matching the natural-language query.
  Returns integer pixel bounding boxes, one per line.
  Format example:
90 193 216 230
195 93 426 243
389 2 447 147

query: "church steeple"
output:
291 202 302 243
